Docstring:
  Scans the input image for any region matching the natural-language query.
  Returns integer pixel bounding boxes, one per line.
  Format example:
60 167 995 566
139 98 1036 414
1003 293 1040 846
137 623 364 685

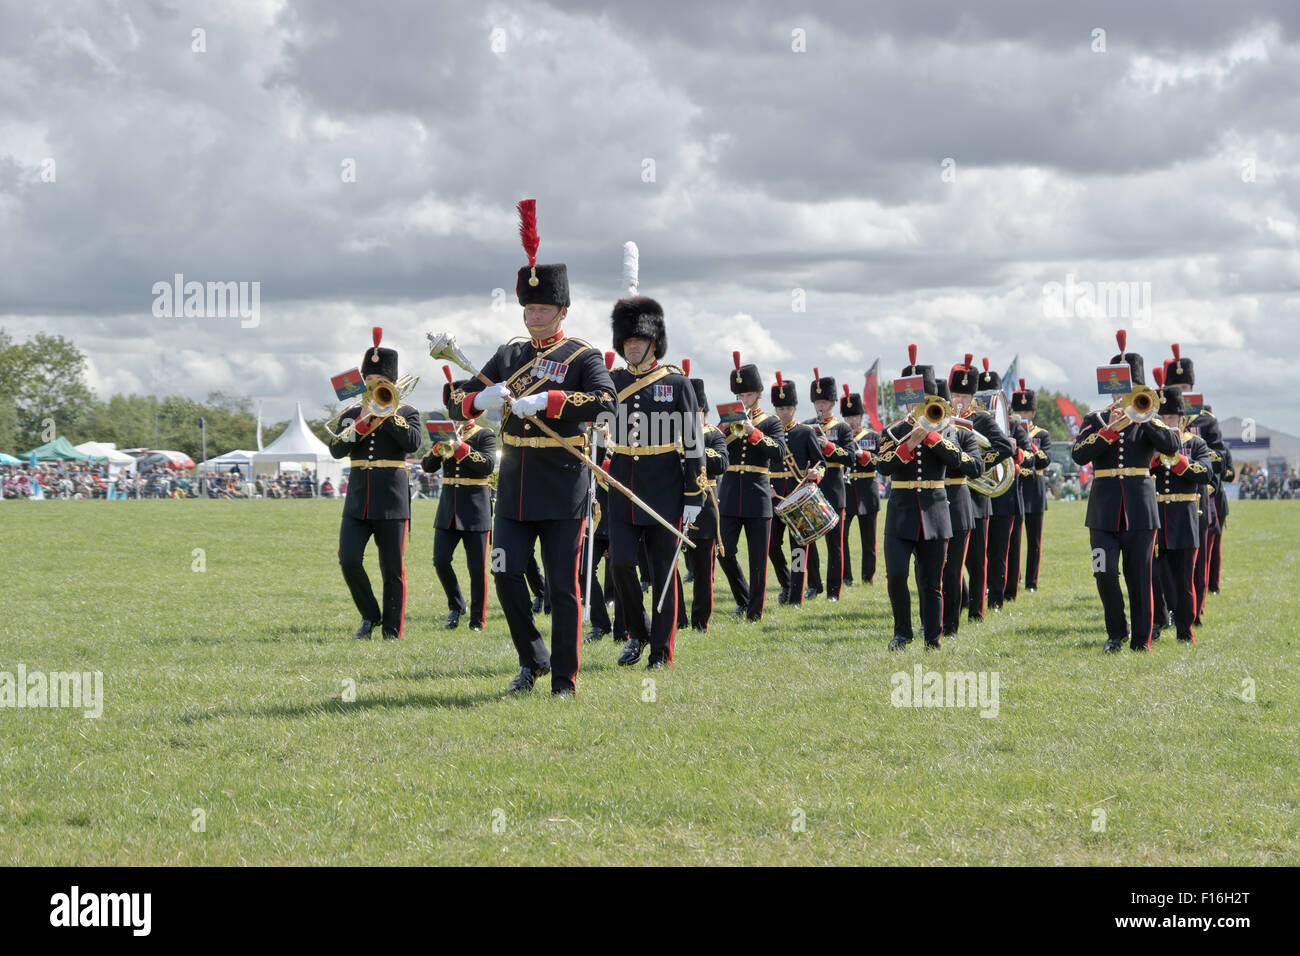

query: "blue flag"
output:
1002 355 1019 409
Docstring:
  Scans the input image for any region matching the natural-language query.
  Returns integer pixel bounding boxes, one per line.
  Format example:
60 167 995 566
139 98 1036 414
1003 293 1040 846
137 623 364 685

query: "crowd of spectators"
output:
1236 463 1299 500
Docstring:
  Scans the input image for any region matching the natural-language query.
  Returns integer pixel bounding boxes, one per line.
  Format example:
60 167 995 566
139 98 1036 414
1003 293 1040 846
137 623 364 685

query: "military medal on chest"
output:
532 357 569 382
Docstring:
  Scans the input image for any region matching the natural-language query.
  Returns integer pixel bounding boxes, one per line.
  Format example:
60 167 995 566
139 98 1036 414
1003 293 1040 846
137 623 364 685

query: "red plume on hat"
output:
1153 367 1165 387
1116 329 1127 354
1171 342 1182 372
442 364 453 383
963 353 973 369
908 344 917 365
604 351 616 371
372 326 382 362
775 371 784 385
982 357 990 372
517 199 540 287
682 358 691 376
842 383 850 398
733 351 741 369
813 366 821 381
1019 378 1026 391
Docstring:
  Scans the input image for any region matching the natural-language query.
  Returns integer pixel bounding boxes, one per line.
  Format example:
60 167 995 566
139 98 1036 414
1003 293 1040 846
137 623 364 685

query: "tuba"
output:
967 389 1016 498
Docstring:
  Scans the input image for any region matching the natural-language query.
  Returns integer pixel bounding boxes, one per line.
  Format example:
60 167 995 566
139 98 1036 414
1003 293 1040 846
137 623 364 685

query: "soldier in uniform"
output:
458 201 617 695
766 372 826 607
945 355 1013 623
681 360 728 631
1070 331 1181 652
716 352 788 622
422 367 496 630
1163 344 1226 621
1010 379 1052 593
329 328 423 640
982 359 1032 612
1149 371 1213 643
875 347 968 650
932 379 984 638
605 296 703 669
839 385 880 587
801 370 858 602
1208 428 1233 595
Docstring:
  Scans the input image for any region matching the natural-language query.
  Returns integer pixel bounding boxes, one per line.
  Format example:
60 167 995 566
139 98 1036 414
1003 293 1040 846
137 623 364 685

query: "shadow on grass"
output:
180 687 504 723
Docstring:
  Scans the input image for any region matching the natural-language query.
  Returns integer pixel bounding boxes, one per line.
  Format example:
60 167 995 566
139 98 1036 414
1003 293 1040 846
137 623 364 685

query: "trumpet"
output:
917 395 953 432
325 373 420 442
1110 385 1158 430
433 440 456 459
728 420 748 438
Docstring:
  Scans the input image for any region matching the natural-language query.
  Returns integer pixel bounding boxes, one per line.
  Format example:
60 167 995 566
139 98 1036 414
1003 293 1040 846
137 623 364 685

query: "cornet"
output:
1110 385 1158 430
325 373 420 442
728 420 748 438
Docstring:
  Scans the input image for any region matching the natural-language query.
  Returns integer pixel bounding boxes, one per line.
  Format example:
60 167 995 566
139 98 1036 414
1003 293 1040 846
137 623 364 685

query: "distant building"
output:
1216 417 1299 467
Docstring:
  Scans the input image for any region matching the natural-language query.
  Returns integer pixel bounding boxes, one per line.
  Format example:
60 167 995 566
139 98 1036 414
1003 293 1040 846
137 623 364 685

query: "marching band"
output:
328 200 1238 692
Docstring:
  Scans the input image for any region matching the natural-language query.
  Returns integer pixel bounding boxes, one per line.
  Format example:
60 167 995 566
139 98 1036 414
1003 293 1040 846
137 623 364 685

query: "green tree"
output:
2 331 95 449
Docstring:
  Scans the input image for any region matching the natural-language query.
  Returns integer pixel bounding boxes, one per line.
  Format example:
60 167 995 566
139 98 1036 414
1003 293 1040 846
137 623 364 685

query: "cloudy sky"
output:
3 0 1299 433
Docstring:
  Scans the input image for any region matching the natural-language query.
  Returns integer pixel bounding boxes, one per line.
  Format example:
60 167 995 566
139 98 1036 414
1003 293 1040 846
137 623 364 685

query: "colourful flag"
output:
1182 392 1204 415
716 402 747 427
331 368 365 401
1095 364 1132 395
863 358 883 431
893 375 925 406
1055 397 1084 438
425 420 455 435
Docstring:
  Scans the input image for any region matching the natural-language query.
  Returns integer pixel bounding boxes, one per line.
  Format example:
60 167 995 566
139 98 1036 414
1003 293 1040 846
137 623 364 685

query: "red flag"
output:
1055 397 1084 438
863 358 883 431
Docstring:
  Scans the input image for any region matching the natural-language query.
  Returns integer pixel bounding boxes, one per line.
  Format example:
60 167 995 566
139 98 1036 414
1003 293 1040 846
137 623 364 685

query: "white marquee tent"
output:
73 441 138 475
196 449 258 476
252 403 343 487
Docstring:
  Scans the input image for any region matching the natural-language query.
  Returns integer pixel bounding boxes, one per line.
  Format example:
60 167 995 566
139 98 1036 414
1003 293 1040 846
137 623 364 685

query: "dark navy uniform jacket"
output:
688 423 729 541
991 420 1032 518
329 403 423 520
460 332 616 522
421 422 496 532
943 423 985 533
968 410 1015 518
846 426 881 517
771 420 825 502
804 415 856 512
1019 423 1053 514
1071 409 1180 531
606 362 703 526
1152 430 1213 550
718 407 787 518
875 417 970 541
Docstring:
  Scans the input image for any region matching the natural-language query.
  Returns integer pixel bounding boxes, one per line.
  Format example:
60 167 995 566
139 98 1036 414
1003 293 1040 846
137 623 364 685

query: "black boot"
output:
617 638 645 666
444 609 461 629
353 619 379 640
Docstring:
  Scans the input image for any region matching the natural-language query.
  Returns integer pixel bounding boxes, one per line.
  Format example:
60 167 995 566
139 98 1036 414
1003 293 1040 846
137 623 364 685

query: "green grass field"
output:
1 499 1296 865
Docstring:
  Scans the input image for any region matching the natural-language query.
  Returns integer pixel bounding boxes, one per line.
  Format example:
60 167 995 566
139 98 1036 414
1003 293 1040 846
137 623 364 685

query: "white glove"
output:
472 383 511 412
682 504 703 528
511 392 548 417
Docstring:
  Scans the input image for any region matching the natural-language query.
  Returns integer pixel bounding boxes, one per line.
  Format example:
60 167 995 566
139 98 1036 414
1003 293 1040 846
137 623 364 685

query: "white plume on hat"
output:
622 241 639 296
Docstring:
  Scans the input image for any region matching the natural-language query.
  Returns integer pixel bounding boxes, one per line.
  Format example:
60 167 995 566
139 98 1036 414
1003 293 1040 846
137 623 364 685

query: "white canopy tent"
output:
252 403 343 487
74 441 138 475
196 449 258 476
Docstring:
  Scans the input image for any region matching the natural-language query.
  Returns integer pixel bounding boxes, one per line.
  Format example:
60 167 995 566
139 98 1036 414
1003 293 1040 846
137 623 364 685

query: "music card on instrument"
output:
1096 364 1133 395
332 368 365 401
1182 392 1204 415
858 436 878 452
716 402 747 426
425 419 456 436
893 375 925 406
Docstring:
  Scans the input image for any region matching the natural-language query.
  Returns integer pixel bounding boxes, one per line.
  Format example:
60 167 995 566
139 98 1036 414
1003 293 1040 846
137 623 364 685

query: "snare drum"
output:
774 482 839 546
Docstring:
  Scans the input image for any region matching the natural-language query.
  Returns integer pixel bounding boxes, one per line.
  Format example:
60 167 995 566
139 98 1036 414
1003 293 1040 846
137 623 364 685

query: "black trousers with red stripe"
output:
718 515 772 620
493 515 586 693
965 516 989 620
804 510 847 598
940 529 970 635
685 536 718 629
885 533 947 643
339 516 409 637
1208 528 1223 591
610 519 681 664
1006 516 1023 600
433 527 489 628
1089 527 1157 649
986 515 1015 609
842 509 878 584
1155 545 1197 641
1023 511 1045 590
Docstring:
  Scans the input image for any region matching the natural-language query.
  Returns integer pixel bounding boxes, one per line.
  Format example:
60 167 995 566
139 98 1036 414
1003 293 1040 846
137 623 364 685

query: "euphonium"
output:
965 388 1016 498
